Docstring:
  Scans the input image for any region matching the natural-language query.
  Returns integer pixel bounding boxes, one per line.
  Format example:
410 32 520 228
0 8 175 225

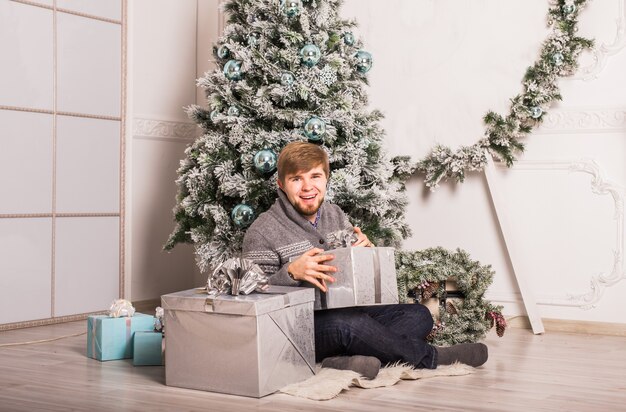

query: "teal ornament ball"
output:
551 52 564 66
231 204 255 228
300 44 321 67
343 32 355 46
355 50 373 73
280 0 302 17
217 45 229 59
223 60 243 80
248 32 260 47
562 3 576 14
530 106 543 119
210 109 220 122
253 149 278 174
227 105 240 116
303 116 326 141
280 71 295 86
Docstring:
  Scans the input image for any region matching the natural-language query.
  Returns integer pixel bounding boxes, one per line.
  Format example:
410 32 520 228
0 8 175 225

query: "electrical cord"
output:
0 331 86 347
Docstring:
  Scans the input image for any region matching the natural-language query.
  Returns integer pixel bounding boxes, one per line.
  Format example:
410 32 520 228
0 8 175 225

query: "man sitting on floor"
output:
242 142 488 379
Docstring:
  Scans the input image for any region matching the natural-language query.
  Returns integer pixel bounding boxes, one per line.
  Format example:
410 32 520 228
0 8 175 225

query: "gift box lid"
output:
323 245 395 255
161 285 314 316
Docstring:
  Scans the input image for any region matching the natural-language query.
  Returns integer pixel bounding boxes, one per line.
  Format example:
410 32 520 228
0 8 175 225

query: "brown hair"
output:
277 142 330 183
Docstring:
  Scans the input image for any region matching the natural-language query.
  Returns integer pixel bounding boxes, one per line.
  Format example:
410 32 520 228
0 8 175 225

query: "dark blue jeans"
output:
314 303 438 369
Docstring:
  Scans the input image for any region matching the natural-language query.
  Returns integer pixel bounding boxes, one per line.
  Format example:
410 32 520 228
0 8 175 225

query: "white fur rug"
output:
280 362 475 401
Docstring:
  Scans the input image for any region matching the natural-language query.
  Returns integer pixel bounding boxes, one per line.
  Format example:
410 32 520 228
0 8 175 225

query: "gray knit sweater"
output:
242 189 353 286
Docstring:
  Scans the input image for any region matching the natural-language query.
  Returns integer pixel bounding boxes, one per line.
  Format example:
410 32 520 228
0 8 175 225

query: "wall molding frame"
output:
574 0 626 81
495 159 625 309
133 116 200 142
536 108 626 134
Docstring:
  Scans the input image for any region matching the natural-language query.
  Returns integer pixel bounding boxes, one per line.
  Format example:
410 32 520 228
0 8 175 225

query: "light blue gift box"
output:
133 331 164 366
87 313 155 361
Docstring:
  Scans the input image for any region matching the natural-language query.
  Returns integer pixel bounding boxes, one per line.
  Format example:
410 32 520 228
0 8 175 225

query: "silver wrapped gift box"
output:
161 286 315 398
312 247 399 310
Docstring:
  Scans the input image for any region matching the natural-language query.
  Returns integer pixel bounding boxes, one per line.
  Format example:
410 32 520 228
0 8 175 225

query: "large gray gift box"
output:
161 286 315 398
312 246 398 310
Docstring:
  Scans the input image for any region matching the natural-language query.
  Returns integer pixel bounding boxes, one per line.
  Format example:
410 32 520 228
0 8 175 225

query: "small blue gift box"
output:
133 331 164 366
87 313 155 361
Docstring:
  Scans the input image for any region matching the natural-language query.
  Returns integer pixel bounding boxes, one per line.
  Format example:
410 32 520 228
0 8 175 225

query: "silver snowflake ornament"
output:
319 65 337 86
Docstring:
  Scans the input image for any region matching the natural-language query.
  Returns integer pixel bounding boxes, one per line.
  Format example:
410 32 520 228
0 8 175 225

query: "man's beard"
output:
293 195 324 218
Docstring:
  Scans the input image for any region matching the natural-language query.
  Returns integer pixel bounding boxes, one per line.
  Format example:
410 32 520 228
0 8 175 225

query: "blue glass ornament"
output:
343 32 355 46
303 116 326 141
551 52 564 66
300 44 321 67
231 204 255 228
217 45 229 59
355 50 373 73
280 71 295 87
223 60 243 80
530 107 543 119
210 109 220 122
253 149 278 174
248 32 260 47
227 105 240 116
280 0 302 17
562 3 576 14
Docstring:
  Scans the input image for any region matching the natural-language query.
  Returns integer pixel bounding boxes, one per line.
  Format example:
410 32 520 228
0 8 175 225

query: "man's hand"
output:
287 248 337 292
352 227 374 247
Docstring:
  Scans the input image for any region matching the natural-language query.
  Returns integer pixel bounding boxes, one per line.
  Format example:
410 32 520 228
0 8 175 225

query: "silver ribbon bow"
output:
207 257 269 296
154 306 164 333
326 229 359 249
108 299 135 318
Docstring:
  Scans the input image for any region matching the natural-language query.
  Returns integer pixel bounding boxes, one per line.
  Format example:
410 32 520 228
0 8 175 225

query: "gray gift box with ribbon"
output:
312 246 399 310
161 286 315 398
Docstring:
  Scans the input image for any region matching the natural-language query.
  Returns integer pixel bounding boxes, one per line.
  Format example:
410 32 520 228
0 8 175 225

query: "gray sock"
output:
321 355 381 379
436 343 488 367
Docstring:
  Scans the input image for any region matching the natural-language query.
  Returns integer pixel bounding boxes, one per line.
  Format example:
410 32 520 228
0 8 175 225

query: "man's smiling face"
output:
278 164 328 221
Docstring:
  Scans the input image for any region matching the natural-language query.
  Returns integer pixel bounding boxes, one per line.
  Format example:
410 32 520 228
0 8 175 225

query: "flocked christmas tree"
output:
165 0 414 272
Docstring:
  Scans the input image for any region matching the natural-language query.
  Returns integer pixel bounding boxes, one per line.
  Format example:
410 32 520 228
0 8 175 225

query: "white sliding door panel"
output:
0 1 53 110
0 0 126 330
54 217 119 317
57 12 121 117
0 111 53 215
0 218 52 324
56 116 120 214
57 0 122 21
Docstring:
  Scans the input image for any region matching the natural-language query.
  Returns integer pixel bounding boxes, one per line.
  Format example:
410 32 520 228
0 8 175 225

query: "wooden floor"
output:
1 321 625 412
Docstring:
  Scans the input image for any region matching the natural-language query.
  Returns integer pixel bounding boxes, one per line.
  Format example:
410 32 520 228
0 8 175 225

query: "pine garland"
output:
396 247 506 346
417 0 594 190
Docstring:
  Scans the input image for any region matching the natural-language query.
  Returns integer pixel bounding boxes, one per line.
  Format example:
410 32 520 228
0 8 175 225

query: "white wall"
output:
128 0 222 301
341 0 626 325
0 0 124 326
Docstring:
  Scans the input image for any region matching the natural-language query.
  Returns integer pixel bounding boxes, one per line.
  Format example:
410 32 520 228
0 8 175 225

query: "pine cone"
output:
421 281 439 300
496 322 505 337
496 313 507 337
426 321 444 342
445 301 458 315
486 311 507 337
